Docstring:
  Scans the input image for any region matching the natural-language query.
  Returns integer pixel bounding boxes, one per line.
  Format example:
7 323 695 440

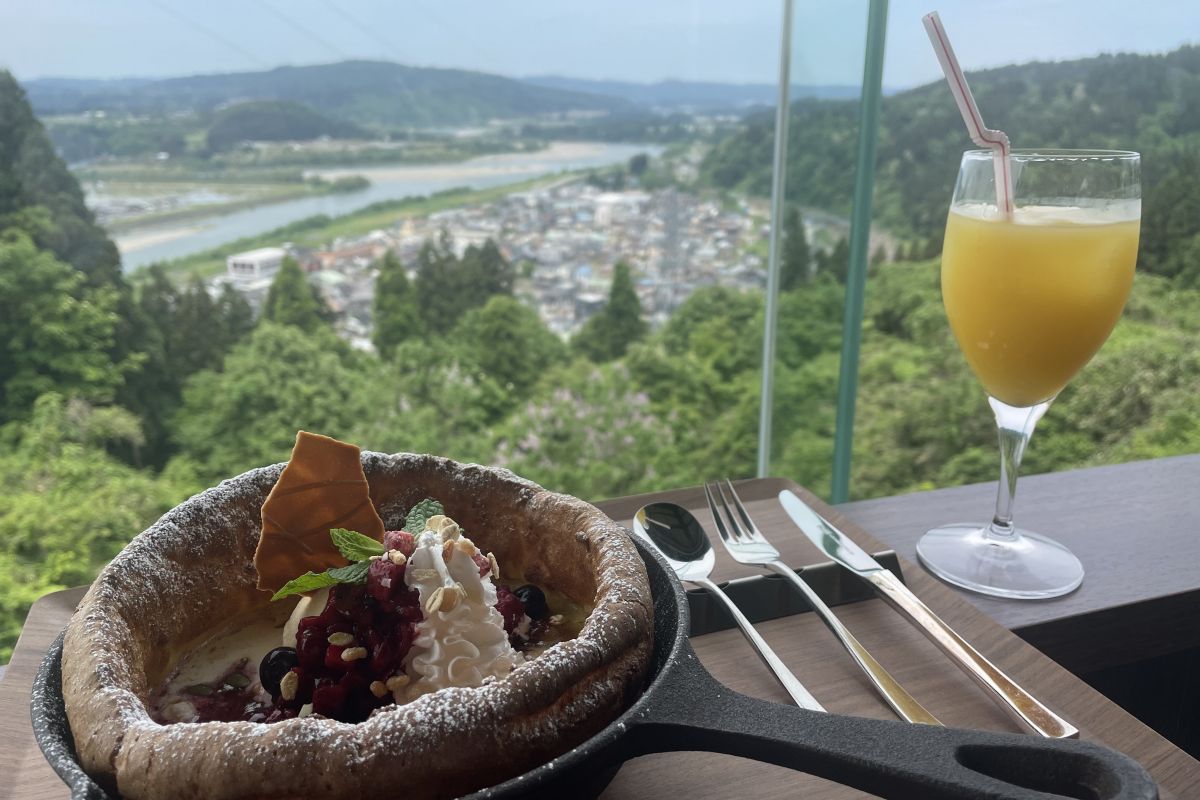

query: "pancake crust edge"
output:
62 452 652 800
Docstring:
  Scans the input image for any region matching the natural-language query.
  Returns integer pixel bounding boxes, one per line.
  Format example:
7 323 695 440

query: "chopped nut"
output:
549 614 564 626
385 674 411 691
388 549 407 566
454 539 476 557
442 540 455 562
368 554 384 561
438 582 465 611
425 586 446 614
486 552 500 579
327 632 355 647
341 646 368 662
297 703 313 718
440 521 461 541
425 514 448 532
279 670 299 701
409 568 437 581
369 680 390 698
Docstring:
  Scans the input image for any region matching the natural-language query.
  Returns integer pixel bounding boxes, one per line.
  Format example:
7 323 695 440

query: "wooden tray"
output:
2 478 1197 799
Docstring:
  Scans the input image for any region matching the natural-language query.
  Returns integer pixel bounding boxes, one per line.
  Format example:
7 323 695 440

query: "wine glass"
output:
917 149 1141 599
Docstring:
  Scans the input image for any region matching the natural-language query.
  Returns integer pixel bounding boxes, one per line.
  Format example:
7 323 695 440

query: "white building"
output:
227 247 285 281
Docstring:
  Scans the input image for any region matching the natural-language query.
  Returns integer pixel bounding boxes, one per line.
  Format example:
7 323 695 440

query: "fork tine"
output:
723 479 766 541
703 482 734 545
714 480 751 543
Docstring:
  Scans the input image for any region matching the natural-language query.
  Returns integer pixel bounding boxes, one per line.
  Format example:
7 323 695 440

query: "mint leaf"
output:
327 561 370 584
330 528 384 562
271 571 339 601
404 498 444 534
271 557 371 601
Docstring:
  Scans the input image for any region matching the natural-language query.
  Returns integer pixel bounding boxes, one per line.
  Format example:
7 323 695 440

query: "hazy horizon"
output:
3 1 1197 91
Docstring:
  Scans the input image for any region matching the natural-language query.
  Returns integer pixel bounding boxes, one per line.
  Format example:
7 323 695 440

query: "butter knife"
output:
779 489 1079 740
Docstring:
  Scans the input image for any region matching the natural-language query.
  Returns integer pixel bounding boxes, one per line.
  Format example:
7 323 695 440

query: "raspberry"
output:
366 558 406 603
494 585 526 634
383 530 417 557
312 679 349 719
297 626 326 669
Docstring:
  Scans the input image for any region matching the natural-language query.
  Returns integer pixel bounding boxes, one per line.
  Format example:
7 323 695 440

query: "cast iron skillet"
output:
33 537 1157 800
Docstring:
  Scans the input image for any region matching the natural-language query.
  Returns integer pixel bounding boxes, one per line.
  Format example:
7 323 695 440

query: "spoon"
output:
633 502 824 712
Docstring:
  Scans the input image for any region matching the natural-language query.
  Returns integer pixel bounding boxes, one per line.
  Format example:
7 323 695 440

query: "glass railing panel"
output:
761 0 871 498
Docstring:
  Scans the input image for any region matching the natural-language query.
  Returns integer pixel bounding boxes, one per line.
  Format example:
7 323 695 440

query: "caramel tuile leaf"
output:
254 431 384 593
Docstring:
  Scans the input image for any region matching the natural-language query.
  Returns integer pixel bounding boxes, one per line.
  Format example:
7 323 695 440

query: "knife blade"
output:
779 489 1079 740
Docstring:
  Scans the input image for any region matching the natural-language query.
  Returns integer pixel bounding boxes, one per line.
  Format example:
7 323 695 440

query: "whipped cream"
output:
402 518 522 700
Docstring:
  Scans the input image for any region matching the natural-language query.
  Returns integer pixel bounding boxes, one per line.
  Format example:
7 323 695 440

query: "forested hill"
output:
0 71 119 283
204 101 369 151
23 60 628 128
700 45 1200 263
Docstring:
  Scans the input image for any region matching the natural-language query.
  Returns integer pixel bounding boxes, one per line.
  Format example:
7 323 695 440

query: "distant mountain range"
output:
522 76 895 109
22 60 901 129
700 44 1200 250
22 61 627 128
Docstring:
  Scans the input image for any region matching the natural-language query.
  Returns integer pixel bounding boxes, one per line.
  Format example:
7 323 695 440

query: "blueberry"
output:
513 584 549 620
259 647 299 697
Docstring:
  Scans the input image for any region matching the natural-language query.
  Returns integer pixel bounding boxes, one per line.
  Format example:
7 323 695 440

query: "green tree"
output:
629 153 649 176
171 324 371 483
216 282 255 349
818 237 851 284
0 393 191 660
465 239 515 303
350 337 505 463
780 206 811 290
414 235 461 335
0 71 121 286
373 251 419 358
0 233 128 421
124 266 180 465
455 295 566 399
262 256 327 332
573 261 648 362
492 361 683 498
173 277 226 376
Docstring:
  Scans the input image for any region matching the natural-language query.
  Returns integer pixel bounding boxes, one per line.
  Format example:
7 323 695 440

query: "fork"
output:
705 479 942 726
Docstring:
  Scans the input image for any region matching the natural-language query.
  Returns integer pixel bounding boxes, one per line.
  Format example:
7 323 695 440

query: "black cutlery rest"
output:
687 552 904 637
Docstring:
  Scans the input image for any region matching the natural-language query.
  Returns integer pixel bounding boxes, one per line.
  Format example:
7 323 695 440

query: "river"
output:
114 142 656 271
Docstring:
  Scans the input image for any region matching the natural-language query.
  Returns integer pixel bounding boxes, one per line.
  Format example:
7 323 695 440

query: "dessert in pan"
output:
61 432 653 800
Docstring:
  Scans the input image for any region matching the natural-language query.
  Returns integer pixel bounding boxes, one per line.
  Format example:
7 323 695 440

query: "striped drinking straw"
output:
922 11 1014 216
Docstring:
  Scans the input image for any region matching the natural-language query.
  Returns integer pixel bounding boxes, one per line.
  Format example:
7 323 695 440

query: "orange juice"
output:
941 205 1139 407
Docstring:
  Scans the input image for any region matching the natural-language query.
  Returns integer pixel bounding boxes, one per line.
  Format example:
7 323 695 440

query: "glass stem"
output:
987 397 1052 540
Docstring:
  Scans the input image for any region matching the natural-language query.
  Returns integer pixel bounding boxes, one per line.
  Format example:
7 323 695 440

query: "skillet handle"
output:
622 648 1156 800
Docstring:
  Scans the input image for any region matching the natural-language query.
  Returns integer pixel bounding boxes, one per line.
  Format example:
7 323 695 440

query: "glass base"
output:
916 524 1084 600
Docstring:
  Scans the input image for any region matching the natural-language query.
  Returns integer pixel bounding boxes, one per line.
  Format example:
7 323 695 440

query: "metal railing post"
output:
756 0 794 478
831 0 889 502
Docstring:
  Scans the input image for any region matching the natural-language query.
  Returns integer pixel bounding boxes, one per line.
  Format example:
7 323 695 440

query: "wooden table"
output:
3 474 1198 799
837 454 1200 673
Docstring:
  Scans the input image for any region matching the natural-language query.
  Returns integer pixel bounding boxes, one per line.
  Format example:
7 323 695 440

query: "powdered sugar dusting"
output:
63 451 653 800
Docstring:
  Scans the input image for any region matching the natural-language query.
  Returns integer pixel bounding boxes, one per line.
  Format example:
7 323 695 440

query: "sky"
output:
1 0 1197 89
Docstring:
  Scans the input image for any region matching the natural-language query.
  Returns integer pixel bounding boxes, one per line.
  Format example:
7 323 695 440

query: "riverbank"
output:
313 141 619 182
104 183 337 234
144 175 565 281
113 141 656 270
